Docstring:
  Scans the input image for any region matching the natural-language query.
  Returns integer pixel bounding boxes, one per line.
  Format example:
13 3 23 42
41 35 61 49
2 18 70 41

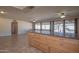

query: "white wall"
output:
18 20 32 34
0 17 32 36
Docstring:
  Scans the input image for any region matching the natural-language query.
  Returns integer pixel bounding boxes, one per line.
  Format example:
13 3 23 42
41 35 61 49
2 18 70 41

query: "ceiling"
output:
13 6 26 10
0 6 79 22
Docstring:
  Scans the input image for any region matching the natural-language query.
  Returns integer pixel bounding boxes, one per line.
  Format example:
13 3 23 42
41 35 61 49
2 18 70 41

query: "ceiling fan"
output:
56 12 66 18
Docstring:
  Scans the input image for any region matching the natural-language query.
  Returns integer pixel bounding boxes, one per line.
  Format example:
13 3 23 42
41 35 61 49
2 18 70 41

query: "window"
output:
42 22 50 30
65 20 75 37
35 23 41 30
54 20 64 36
41 22 50 34
33 19 76 38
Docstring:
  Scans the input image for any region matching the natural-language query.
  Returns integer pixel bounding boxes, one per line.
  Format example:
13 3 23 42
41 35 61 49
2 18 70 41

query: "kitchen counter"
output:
28 32 79 53
30 30 79 40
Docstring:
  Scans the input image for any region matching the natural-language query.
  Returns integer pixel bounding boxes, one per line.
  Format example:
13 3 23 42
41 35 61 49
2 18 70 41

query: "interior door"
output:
11 20 18 35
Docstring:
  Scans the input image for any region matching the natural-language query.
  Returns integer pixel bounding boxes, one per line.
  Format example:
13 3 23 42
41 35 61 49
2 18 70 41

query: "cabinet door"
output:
48 37 79 53
29 39 40 48
58 38 79 52
39 43 49 52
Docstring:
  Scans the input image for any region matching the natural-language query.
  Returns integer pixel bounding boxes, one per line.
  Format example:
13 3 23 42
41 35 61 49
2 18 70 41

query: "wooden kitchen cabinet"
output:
28 32 79 53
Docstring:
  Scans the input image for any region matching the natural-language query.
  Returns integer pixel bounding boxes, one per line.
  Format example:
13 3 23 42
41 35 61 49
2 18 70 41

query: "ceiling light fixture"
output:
33 20 36 22
0 11 6 14
60 13 66 18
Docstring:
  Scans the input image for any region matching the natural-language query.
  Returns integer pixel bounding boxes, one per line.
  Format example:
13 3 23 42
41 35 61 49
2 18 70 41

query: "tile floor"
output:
0 34 42 53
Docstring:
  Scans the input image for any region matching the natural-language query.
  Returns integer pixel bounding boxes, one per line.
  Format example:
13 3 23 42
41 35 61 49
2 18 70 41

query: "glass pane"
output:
42 22 50 30
34 30 41 33
54 21 64 36
35 23 40 30
41 30 50 35
65 20 75 37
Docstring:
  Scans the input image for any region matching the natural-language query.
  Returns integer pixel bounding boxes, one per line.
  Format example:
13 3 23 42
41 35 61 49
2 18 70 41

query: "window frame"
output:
34 22 41 30
33 19 77 38
54 20 64 36
64 19 76 38
41 22 50 31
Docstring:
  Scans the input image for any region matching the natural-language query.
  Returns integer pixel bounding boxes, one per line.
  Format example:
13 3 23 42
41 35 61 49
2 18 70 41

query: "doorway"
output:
11 20 18 35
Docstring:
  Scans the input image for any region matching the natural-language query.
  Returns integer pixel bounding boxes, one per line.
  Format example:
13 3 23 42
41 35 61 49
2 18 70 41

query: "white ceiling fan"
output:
56 12 66 18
